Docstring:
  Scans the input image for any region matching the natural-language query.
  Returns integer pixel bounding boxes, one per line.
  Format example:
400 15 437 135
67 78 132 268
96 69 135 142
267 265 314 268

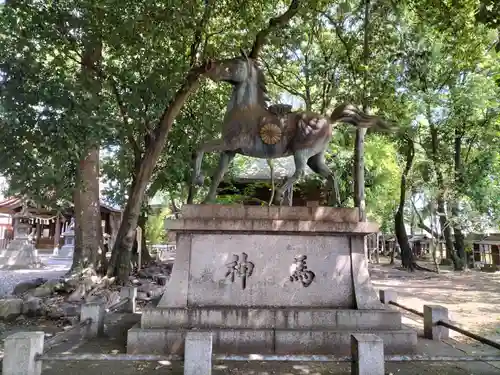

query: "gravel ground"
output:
0 255 70 297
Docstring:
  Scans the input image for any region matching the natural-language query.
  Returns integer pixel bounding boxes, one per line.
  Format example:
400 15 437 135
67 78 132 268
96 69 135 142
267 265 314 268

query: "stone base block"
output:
127 325 417 355
141 307 403 331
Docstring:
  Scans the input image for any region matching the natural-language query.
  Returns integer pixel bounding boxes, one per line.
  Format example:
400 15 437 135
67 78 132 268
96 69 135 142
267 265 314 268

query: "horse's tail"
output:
330 103 392 130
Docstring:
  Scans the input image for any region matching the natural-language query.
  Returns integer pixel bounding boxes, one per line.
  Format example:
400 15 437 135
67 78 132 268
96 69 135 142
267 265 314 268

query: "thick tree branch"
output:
189 0 213 66
410 199 441 238
318 10 358 85
152 64 209 143
105 79 142 161
463 111 498 163
261 59 307 101
249 0 301 59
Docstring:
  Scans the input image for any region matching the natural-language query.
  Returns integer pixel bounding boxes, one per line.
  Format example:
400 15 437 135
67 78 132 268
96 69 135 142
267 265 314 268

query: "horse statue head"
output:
204 50 269 109
204 50 251 82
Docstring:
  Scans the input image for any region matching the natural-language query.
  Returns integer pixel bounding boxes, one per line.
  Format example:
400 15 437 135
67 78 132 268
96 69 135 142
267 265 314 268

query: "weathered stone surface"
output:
180 204 360 223
0 298 23 320
351 334 385 375
165 218 379 234
159 233 366 308
32 285 53 298
3 331 44 375
0 240 39 270
12 278 47 296
22 296 42 316
44 301 81 319
141 307 402 330
127 325 417 355
184 332 212 375
130 204 415 356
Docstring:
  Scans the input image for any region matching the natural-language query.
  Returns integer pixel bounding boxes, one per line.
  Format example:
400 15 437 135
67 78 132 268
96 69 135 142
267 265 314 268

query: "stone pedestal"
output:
52 229 74 259
127 205 417 355
0 222 38 270
13 221 31 239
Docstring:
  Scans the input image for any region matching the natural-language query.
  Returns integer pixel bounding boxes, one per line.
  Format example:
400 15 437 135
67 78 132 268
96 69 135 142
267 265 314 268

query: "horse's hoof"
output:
194 174 205 186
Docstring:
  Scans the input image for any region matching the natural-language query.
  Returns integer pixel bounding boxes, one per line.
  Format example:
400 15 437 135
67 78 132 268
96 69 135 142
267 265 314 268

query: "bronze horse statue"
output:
193 51 388 205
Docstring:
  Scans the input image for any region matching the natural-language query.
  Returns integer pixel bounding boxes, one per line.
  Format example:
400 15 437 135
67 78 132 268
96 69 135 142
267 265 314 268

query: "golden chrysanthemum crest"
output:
259 123 282 145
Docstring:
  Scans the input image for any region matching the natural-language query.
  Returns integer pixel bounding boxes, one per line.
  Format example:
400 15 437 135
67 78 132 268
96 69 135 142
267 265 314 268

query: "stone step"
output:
141 307 402 330
127 325 417 355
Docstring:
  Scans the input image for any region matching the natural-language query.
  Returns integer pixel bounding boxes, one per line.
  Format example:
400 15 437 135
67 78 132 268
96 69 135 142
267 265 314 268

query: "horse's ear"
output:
240 48 248 59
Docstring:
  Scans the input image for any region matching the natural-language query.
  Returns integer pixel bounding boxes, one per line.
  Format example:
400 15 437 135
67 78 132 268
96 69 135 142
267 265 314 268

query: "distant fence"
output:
151 243 176 261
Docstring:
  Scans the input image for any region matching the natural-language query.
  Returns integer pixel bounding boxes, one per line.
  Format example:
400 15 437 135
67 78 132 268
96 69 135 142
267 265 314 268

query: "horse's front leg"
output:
203 151 236 204
193 138 228 186
273 151 308 206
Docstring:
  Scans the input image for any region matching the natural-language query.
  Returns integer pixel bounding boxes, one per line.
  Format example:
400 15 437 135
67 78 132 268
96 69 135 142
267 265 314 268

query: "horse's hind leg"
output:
307 152 341 207
203 151 236 204
273 150 308 205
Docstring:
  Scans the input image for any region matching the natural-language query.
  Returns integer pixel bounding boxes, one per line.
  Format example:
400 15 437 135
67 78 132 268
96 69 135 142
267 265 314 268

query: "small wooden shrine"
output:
0 196 121 252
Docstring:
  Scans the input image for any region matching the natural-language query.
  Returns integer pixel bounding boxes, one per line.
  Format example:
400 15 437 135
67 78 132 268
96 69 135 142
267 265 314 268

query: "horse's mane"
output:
248 58 270 109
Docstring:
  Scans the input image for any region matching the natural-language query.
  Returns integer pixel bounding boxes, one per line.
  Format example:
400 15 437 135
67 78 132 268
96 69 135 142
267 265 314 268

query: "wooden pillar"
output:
375 232 380 264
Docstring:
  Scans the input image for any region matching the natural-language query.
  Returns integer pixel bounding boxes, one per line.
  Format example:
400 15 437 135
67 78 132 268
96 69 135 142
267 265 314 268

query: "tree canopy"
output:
0 0 499 277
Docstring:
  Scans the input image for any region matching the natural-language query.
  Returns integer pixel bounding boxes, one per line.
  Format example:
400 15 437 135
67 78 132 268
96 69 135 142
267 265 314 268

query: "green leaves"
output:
0 0 498 233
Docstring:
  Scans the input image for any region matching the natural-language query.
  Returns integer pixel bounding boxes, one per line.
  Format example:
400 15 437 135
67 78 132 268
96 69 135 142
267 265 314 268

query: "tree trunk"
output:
436 197 458 264
71 147 102 271
70 38 103 273
429 125 463 270
138 212 152 264
429 206 441 273
451 205 466 265
451 131 466 266
395 138 416 271
390 243 395 264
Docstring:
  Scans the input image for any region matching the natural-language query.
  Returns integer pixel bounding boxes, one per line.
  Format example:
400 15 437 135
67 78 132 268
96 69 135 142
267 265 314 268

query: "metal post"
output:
120 286 137 313
351 333 384 375
3 331 44 375
80 302 105 338
424 305 449 340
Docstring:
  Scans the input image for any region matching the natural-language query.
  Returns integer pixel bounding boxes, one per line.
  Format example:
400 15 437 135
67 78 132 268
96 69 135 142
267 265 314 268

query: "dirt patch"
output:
370 257 500 343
